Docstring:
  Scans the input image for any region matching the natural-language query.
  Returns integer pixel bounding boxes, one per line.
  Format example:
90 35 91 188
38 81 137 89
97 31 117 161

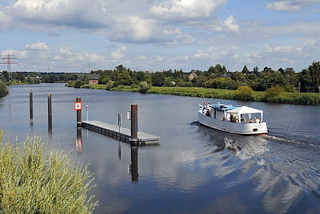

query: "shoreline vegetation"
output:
0 130 97 213
68 83 320 105
66 62 320 105
2 62 320 104
0 80 8 98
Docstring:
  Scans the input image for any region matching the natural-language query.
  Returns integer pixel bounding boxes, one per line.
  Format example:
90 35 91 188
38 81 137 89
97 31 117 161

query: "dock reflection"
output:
75 127 83 153
118 142 121 160
130 145 139 183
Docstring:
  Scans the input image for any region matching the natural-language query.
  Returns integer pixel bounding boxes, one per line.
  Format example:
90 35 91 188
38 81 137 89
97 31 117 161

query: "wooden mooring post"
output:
29 89 33 124
130 104 138 145
48 94 52 134
76 97 82 127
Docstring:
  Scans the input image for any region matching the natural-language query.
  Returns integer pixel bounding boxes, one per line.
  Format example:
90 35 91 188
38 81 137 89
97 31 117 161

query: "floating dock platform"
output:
82 120 160 145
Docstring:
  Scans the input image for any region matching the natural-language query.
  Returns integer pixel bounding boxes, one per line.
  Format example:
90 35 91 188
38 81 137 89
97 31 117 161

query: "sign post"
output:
74 97 82 127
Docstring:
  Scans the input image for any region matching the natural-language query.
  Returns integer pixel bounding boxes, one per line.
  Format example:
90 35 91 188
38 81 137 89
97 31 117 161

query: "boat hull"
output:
198 112 268 135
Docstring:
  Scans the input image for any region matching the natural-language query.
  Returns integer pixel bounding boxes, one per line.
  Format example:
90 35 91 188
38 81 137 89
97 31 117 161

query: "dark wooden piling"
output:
130 104 138 144
76 97 82 127
29 90 33 124
48 94 52 133
130 146 139 183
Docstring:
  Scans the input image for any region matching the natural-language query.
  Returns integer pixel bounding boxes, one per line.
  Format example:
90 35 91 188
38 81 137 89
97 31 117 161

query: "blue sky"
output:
0 0 319 72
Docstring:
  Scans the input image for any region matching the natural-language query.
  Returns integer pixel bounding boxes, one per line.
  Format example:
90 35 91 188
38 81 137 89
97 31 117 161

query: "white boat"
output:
198 103 268 135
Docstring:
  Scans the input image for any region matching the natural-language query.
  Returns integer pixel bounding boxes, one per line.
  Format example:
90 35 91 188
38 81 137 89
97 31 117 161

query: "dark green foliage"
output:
242 65 250 74
204 77 238 90
300 62 320 92
64 62 320 105
176 80 192 87
98 74 110 84
0 80 8 97
74 80 83 88
152 72 165 86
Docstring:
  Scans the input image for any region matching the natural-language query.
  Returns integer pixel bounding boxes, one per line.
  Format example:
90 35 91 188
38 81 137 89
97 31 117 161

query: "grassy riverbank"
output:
149 87 320 105
0 132 97 213
0 80 8 97
70 83 320 105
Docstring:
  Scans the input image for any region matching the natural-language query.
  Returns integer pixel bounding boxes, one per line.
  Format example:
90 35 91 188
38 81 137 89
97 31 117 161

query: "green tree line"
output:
79 62 320 93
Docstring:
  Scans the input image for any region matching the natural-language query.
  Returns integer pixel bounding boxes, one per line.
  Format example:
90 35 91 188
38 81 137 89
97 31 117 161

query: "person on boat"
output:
240 114 245 123
222 112 226 120
206 107 211 117
230 114 234 122
226 113 231 121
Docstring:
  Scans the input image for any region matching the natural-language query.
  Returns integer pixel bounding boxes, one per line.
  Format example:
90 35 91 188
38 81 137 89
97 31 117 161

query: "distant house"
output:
88 74 99 85
188 72 197 81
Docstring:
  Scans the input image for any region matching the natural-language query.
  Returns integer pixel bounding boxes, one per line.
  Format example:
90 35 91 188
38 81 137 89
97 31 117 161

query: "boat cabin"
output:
201 104 264 124
227 106 263 124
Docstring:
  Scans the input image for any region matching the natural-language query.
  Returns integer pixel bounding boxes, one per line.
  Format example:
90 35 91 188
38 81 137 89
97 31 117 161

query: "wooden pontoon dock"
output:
82 120 160 146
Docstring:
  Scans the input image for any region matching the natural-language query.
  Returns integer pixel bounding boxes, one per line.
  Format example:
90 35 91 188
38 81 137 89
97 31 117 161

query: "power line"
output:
0 53 17 80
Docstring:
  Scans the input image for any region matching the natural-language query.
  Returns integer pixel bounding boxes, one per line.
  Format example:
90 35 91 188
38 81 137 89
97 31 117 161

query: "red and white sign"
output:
74 102 82 111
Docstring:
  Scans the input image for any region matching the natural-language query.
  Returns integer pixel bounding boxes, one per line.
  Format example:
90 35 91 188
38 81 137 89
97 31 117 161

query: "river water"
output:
0 83 320 214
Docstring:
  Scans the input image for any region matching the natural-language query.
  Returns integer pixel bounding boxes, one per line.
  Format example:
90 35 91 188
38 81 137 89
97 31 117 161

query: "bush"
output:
284 84 296 92
0 80 8 97
176 81 192 87
106 80 115 90
0 136 97 213
204 77 238 90
80 84 90 88
264 85 284 102
234 86 254 101
74 80 83 88
131 83 139 89
296 94 320 105
139 81 151 93
66 81 75 87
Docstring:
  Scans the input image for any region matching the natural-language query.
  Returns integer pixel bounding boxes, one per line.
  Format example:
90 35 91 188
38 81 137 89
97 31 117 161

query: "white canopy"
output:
227 106 262 114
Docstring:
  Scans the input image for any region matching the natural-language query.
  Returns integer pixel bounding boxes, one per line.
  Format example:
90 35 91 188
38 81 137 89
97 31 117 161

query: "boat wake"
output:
262 134 297 144
190 121 200 126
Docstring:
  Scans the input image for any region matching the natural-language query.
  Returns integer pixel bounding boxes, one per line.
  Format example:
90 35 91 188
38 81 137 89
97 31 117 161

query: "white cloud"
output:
266 0 320 12
113 16 156 42
0 11 11 29
266 1 301 11
1 0 185 44
108 16 183 43
2 44 110 72
25 42 49 51
224 16 239 32
111 46 127 60
9 0 106 28
150 0 227 20
210 16 240 32
264 44 303 54
261 22 320 35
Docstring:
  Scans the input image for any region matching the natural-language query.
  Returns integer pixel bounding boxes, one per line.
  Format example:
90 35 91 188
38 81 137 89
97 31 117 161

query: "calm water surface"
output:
0 83 320 214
